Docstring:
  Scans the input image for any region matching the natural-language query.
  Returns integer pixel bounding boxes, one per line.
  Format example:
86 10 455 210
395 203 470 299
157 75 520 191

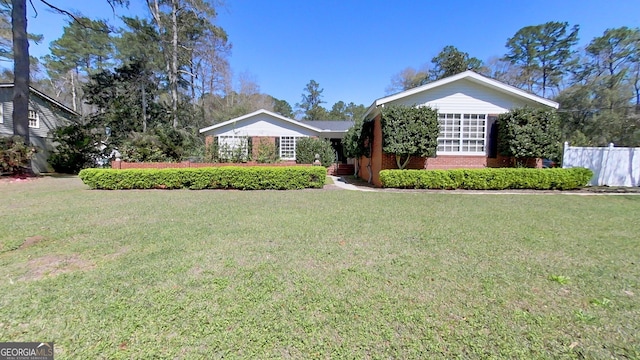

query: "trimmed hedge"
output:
379 167 593 190
78 166 327 190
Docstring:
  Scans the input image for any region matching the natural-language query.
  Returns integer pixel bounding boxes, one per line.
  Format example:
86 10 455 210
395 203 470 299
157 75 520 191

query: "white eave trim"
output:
199 108 323 134
369 71 559 113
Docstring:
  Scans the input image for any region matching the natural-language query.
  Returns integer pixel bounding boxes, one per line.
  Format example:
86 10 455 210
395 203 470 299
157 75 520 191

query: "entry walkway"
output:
327 176 376 192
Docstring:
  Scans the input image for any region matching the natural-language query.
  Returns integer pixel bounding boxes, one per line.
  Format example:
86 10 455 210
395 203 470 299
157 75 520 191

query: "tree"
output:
555 27 640 147
83 59 168 142
328 100 347 120
386 65 429 93
345 102 366 121
146 0 224 129
430 45 483 81
380 105 439 169
583 27 640 108
497 107 561 163
11 0 29 144
0 0 42 63
504 22 579 97
42 17 114 113
484 56 523 87
10 0 127 168
296 79 328 120
272 97 293 118
342 117 368 176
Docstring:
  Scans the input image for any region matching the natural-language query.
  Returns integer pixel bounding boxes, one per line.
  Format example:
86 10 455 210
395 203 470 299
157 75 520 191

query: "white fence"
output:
562 142 640 187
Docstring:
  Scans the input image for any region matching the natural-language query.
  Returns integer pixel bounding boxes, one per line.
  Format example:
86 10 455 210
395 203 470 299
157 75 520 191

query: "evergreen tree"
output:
504 22 579 96
296 80 328 120
430 45 483 81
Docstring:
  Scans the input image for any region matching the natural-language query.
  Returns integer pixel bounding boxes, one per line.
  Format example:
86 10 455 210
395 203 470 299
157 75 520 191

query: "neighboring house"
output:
199 109 353 164
360 71 559 186
0 84 79 173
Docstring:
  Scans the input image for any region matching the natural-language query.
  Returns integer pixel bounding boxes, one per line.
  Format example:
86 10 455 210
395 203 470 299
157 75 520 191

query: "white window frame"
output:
437 113 487 155
28 109 39 129
279 136 304 160
0 104 3 123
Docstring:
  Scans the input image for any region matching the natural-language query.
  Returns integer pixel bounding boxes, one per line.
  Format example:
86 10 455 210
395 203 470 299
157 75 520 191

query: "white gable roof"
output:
199 109 323 134
364 71 559 119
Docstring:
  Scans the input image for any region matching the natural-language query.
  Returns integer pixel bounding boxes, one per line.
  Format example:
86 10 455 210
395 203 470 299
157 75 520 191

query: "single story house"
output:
360 71 560 186
199 109 354 172
0 84 78 173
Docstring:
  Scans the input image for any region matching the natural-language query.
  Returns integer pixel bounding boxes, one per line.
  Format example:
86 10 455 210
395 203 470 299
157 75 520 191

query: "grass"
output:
0 177 639 359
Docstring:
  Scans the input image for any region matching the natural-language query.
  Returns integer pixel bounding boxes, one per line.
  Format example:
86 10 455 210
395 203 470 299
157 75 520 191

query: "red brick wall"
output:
111 160 300 170
107 160 357 174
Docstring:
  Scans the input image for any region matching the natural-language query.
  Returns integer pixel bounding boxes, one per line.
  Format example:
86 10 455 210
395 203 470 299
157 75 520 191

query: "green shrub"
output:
48 123 101 174
0 136 36 175
119 133 169 162
295 137 335 167
255 138 279 164
379 167 593 190
78 166 327 190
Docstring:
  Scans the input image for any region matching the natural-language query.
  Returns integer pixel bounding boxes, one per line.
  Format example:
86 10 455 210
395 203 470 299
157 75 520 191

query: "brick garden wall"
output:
109 160 355 175
111 160 300 170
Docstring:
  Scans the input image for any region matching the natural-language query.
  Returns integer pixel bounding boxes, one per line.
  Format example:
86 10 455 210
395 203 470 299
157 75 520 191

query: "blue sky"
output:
24 0 640 109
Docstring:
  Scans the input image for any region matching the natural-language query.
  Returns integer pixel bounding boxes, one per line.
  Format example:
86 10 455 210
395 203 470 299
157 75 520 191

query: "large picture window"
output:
437 113 486 154
279 136 304 160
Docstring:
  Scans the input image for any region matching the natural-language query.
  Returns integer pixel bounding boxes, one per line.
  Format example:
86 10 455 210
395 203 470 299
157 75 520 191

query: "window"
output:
437 113 486 154
28 110 39 128
279 136 304 160
217 135 249 160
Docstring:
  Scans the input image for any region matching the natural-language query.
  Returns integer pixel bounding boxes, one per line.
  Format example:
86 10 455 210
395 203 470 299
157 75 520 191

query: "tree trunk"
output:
71 69 77 112
12 0 29 145
170 0 179 129
395 154 411 170
141 82 147 133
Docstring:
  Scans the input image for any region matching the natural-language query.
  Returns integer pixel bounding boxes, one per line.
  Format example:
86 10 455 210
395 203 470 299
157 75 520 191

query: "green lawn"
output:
1 177 638 359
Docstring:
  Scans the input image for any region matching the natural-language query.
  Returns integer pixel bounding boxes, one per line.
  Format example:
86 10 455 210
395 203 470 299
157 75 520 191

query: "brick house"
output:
199 109 354 173
359 71 560 186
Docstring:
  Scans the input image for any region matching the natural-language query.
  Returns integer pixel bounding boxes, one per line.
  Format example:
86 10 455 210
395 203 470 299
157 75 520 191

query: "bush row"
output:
379 167 593 190
78 166 327 190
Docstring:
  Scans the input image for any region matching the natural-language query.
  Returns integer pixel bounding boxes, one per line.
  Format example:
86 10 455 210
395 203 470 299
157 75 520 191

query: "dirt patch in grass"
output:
19 235 46 249
18 254 95 281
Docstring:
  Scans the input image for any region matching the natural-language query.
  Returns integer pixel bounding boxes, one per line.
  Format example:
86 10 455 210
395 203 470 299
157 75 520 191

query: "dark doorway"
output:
330 138 347 164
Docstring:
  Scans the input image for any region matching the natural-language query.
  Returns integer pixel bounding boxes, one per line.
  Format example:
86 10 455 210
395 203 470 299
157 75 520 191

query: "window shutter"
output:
486 115 498 158
275 137 280 158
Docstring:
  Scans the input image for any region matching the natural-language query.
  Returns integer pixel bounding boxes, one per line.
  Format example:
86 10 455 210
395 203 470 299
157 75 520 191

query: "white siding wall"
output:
212 113 319 137
0 88 73 139
388 79 537 114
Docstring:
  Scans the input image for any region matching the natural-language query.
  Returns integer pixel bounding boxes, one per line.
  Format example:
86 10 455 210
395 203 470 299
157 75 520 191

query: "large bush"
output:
78 166 327 190
295 137 335 167
119 132 169 162
0 136 36 175
379 168 593 190
498 107 562 163
49 123 102 174
381 104 439 169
